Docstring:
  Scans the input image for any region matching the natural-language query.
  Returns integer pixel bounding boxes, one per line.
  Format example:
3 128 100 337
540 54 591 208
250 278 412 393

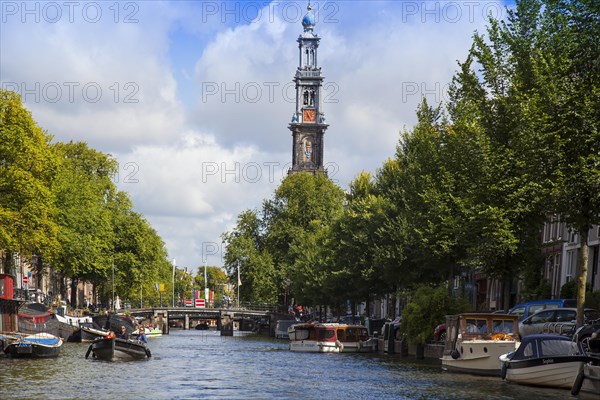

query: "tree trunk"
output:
447 264 455 294
390 287 397 318
502 275 511 312
576 228 589 328
70 277 78 308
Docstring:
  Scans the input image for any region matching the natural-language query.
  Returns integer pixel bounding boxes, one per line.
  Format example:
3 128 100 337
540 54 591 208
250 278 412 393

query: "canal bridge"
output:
128 306 275 334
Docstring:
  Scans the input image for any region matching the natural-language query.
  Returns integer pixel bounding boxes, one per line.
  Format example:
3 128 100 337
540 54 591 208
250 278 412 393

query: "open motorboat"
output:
3 332 63 358
441 313 520 376
85 334 151 361
500 334 594 389
288 322 375 353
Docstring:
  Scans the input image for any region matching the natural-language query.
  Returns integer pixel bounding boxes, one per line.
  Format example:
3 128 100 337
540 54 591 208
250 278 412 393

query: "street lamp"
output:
140 270 143 309
112 259 115 312
172 258 176 307
204 258 209 306
237 260 241 309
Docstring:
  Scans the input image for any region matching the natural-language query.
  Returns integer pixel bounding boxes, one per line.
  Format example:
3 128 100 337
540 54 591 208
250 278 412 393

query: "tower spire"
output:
288 1 328 176
302 1 316 33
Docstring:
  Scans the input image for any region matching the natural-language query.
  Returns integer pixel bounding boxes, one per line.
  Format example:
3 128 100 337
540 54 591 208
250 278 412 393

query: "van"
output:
508 299 576 320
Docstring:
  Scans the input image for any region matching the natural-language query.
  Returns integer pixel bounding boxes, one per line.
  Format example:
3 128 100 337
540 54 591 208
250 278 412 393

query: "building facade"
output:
541 218 600 298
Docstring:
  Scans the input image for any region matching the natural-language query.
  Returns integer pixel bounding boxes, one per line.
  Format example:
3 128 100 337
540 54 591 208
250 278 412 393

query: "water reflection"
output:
0 330 574 400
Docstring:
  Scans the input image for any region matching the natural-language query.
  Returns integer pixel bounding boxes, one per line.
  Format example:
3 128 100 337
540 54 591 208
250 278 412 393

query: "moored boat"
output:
3 332 63 358
55 305 94 342
274 319 298 339
441 313 520 376
130 326 162 339
499 334 592 389
288 322 375 353
18 303 60 337
93 313 138 333
0 332 25 354
85 335 151 361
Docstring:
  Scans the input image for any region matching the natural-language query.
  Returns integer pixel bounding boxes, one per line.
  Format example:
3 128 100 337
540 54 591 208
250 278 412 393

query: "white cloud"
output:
114 130 287 266
1 1 500 269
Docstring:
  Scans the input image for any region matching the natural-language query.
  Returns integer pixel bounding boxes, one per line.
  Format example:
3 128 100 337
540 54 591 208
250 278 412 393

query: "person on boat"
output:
117 325 129 340
136 326 148 343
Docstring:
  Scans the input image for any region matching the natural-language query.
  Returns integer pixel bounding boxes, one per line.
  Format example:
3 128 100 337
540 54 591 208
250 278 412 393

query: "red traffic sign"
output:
195 299 205 308
22 276 29 284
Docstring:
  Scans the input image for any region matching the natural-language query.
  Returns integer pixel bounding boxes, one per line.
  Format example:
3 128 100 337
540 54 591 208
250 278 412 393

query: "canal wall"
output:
377 338 443 362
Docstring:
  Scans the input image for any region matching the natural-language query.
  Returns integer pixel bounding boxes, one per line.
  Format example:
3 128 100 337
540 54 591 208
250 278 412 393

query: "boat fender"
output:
145 347 152 358
451 349 460 359
357 341 362 351
85 344 93 359
570 368 585 396
501 363 508 380
336 340 344 353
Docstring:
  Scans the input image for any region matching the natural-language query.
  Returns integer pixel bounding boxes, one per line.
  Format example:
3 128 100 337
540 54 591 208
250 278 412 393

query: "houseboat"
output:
288 322 375 353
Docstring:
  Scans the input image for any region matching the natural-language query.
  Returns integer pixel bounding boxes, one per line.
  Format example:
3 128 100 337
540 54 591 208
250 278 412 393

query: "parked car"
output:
434 322 447 342
508 299 576 321
518 308 600 339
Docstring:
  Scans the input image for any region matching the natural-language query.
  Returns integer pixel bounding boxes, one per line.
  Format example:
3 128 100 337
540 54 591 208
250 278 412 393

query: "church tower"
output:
288 2 328 176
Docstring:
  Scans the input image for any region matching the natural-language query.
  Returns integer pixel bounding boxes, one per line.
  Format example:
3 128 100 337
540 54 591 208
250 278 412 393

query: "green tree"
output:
108 191 169 307
327 172 390 315
401 285 469 345
263 172 344 306
222 210 278 304
0 90 59 263
534 0 600 326
52 141 117 306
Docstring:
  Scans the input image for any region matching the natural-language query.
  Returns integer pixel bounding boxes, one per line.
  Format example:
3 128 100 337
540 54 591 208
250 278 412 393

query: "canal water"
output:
0 330 575 400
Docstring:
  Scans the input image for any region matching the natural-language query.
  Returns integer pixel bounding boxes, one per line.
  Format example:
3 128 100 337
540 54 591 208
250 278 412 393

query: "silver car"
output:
518 307 600 338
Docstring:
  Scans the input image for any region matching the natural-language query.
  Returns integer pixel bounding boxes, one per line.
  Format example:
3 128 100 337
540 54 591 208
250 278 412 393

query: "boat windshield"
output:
292 329 310 341
540 339 583 356
316 328 335 340
492 319 515 334
465 318 488 334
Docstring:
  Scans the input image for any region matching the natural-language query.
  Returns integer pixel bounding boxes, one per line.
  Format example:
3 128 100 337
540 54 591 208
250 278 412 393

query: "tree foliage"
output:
1 90 174 308
0 90 59 258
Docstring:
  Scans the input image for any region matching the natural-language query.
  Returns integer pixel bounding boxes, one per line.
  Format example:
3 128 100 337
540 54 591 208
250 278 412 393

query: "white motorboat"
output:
288 322 375 353
441 313 520 376
500 334 593 389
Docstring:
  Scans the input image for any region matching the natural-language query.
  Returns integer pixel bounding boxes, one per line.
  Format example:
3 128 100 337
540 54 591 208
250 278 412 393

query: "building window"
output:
569 230 578 243
566 251 575 282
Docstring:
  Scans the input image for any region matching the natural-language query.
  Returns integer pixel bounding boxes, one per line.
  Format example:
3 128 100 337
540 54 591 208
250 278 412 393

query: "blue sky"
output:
1 0 512 271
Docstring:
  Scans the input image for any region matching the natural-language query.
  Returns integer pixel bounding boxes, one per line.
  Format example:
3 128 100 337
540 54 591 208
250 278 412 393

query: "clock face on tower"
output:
303 109 316 123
